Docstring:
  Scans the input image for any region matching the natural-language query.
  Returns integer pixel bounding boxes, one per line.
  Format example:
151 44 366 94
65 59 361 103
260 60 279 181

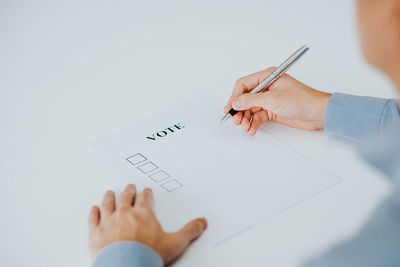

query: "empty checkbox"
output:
161 179 182 192
126 153 147 165
137 162 158 174
149 170 171 183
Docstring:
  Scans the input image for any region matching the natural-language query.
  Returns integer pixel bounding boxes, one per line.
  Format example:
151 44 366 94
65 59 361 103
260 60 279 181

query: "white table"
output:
0 1 395 266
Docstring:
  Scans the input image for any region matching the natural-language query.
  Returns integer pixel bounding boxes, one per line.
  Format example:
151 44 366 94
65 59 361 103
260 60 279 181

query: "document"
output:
89 95 341 245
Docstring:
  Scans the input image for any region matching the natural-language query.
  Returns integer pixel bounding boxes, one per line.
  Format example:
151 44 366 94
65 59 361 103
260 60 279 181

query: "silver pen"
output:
220 45 309 123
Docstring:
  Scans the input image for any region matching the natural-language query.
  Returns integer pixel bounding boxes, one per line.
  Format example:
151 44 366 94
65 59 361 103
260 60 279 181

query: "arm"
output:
324 93 400 139
304 189 400 267
305 123 400 267
223 67 400 139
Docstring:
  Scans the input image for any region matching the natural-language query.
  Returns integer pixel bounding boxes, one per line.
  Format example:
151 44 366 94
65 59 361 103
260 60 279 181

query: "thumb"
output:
177 218 207 244
232 92 271 111
171 218 207 251
164 218 207 263
159 218 207 264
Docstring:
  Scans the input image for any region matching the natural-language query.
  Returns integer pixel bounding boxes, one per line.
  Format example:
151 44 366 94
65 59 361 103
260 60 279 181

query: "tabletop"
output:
0 1 396 266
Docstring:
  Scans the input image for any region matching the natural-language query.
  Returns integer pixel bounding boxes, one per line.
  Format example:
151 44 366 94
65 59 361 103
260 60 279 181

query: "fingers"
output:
161 217 207 263
88 205 100 229
174 218 207 246
232 91 272 111
101 190 116 216
136 188 153 208
118 184 136 210
224 67 276 114
241 109 252 132
232 111 243 126
248 111 269 136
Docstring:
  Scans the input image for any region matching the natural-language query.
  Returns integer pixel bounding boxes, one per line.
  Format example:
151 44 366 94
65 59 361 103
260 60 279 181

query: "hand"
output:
224 67 332 135
88 184 207 264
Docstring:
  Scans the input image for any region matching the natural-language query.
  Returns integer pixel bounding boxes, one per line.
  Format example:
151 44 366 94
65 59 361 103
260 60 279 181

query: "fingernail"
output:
197 218 208 230
127 184 136 190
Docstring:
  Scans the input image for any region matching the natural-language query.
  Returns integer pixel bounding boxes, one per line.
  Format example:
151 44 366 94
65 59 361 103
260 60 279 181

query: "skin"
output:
89 0 400 264
357 0 400 90
223 0 400 135
88 185 207 264
223 68 331 135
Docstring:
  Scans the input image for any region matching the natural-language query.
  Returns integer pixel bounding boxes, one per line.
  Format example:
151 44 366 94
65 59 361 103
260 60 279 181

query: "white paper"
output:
89 95 341 245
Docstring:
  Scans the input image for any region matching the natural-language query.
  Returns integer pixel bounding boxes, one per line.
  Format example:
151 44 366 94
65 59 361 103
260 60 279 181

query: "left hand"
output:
88 184 207 264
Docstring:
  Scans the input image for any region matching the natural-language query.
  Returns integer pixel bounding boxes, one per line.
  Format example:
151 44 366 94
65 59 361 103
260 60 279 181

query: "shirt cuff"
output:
324 92 397 140
92 241 163 267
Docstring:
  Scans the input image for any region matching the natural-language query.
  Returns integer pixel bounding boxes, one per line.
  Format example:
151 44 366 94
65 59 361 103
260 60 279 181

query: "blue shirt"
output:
93 93 400 267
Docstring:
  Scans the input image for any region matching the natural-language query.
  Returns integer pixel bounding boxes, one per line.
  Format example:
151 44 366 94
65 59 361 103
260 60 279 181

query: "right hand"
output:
224 67 332 135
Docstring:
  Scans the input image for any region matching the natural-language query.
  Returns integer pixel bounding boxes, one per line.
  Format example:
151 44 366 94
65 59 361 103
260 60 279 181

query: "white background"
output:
0 0 396 266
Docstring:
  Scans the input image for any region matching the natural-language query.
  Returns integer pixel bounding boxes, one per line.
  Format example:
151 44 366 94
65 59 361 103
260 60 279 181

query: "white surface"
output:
89 95 341 246
0 0 394 266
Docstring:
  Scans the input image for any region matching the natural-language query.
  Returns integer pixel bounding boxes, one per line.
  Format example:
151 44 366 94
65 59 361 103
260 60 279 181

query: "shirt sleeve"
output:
324 93 400 140
305 97 400 267
92 241 163 267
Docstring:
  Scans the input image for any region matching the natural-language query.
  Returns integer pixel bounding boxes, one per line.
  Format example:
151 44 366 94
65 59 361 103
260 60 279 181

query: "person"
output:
89 0 400 266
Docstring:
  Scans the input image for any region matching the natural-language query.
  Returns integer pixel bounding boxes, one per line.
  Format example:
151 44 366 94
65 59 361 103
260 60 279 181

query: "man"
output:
89 0 400 266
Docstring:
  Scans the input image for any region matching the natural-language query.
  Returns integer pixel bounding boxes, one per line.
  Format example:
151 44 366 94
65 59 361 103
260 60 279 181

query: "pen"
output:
220 45 309 123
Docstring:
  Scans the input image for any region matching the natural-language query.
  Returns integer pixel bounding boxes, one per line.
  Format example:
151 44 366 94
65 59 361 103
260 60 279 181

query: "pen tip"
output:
220 114 230 123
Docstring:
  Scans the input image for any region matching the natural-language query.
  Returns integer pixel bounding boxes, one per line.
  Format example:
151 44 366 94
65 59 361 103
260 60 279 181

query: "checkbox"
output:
161 179 183 192
126 153 147 165
137 162 158 174
149 170 171 183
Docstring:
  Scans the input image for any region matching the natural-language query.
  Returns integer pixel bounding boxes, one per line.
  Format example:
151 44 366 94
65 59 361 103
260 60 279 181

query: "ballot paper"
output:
89 95 341 245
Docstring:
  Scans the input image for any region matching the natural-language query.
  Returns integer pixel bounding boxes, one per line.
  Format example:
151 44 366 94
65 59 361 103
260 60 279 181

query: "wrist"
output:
314 91 332 130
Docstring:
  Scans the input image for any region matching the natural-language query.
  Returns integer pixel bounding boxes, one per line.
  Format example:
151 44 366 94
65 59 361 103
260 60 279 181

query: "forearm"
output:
324 93 400 139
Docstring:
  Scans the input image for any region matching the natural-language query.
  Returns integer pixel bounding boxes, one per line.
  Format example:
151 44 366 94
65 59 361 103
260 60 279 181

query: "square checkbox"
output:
161 179 183 192
126 153 147 165
137 162 158 174
149 170 171 183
